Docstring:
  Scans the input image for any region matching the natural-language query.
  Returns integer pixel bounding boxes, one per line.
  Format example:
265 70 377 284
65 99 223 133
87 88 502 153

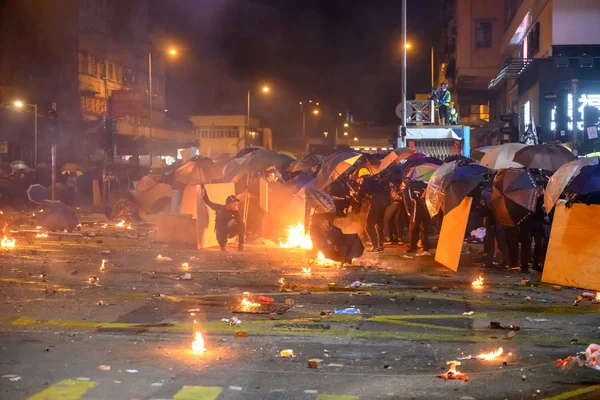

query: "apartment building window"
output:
78 51 88 74
89 54 98 76
107 63 114 80
475 21 493 48
199 128 239 139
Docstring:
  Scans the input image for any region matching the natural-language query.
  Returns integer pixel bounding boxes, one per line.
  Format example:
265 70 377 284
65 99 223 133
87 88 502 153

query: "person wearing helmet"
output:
448 102 460 125
201 184 245 251
354 169 391 252
438 83 451 125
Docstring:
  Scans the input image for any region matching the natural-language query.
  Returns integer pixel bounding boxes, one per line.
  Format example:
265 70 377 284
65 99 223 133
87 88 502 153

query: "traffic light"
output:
46 109 61 144
500 112 519 142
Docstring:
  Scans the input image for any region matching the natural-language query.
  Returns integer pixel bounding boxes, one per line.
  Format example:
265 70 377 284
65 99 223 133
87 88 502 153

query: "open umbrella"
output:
10 160 29 171
27 184 48 204
425 161 459 216
235 146 265 159
480 143 528 170
544 158 599 211
136 174 161 193
175 157 221 185
377 148 416 171
490 168 541 227
405 163 439 182
513 144 576 171
38 200 79 232
61 163 84 176
442 164 490 214
566 163 600 195
223 157 245 177
314 152 361 190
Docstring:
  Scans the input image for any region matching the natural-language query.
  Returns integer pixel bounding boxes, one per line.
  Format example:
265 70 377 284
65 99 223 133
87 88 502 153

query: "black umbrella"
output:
513 144 576 171
442 164 490 214
566 163 600 195
27 184 48 204
234 146 266 159
38 200 79 232
490 168 541 227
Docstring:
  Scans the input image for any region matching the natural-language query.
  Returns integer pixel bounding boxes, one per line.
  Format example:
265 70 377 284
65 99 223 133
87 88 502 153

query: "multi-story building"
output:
441 0 600 150
188 115 264 157
0 0 193 165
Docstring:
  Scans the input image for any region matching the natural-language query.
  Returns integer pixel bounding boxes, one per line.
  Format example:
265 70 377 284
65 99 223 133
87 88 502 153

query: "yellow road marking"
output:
317 395 359 400
172 385 223 400
27 379 96 400
541 384 600 400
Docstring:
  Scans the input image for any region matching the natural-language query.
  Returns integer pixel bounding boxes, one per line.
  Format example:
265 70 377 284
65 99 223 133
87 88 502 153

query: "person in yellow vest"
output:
438 83 451 125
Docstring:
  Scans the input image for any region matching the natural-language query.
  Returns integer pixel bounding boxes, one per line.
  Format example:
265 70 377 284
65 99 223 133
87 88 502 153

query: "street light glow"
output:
313 109 319 115
344 123 349 127
262 86 270 93
13 100 24 108
168 48 177 56
405 43 412 49
338 112 343 116
299 101 303 105
344 132 348 136
353 137 358 141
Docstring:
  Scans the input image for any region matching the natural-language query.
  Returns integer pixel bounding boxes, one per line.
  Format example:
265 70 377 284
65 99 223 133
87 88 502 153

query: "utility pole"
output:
399 0 407 148
247 90 251 142
148 52 153 165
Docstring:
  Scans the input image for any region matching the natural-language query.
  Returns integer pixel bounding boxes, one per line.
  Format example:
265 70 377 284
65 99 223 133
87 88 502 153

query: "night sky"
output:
152 0 446 138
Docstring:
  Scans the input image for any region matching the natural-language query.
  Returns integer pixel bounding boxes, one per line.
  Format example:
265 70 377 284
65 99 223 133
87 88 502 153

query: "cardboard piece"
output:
180 185 199 219
542 202 600 291
197 182 235 249
435 196 473 272
92 179 101 206
259 178 268 212
156 214 196 245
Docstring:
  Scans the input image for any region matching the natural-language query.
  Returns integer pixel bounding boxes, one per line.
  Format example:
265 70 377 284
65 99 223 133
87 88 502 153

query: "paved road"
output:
0 230 599 399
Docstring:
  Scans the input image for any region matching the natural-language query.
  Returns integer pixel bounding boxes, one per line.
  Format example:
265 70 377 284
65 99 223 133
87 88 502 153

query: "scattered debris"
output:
557 344 600 372
100 259 107 271
284 299 296 306
235 331 247 338
268 312 279 320
333 307 361 315
220 317 241 326
552 286 562 291
431 286 439 293
98 365 111 371
526 317 549 323
97 300 113 306
489 322 520 331
100 250 111 255
88 276 100 285
520 278 530 286
462 311 474 316
307 359 323 369
439 361 469 381
300 290 311 295
280 349 295 358
126 369 138 373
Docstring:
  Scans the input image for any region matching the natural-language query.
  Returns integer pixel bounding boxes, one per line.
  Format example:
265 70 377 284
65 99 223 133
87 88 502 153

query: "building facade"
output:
188 115 264 157
0 0 193 165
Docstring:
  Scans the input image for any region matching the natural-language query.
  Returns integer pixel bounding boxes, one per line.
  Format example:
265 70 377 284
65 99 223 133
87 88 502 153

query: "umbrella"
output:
425 161 459 216
405 163 439 182
378 148 417 171
442 164 490 214
223 157 245 177
314 152 362 190
444 154 472 163
513 144 576 171
136 174 161 193
307 190 336 214
10 160 29 171
175 157 221 185
235 146 265 158
544 158 599 211
278 151 297 160
61 163 84 176
490 168 541 227
566 163 600 195
404 153 427 163
403 156 443 170
38 200 79 232
27 184 48 204
239 150 294 173
480 143 528 169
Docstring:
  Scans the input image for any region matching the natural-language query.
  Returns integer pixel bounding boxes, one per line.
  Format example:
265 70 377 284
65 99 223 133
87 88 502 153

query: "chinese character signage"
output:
80 96 107 116
111 90 144 117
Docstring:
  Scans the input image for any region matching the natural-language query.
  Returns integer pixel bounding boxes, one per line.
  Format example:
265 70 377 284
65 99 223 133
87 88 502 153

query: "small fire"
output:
439 360 469 381
36 226 42 230
302 266 311 275
100 259 107 271
472 276 484 288
126 224 132 230
476 347 503 361
240 297 260 310
101 224 107 229
191 331 206 353
35 233 48 238
88 276 99 284
156 255 172 262
1 236 16 249
115 220 126 228
596 292 600 302
278 277 285 286
182 262 189 270
279 222 313 249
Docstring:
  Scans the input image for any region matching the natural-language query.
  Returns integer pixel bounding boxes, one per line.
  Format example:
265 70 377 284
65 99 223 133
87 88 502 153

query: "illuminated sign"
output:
551 94 600 131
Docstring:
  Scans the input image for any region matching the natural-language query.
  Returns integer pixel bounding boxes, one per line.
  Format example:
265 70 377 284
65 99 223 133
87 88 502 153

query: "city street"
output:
1 225 599 400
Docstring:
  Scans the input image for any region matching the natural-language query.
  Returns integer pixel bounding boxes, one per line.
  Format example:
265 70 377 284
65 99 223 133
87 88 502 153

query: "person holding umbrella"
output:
354 168 390 252
201 184 244 252
402 177 431 256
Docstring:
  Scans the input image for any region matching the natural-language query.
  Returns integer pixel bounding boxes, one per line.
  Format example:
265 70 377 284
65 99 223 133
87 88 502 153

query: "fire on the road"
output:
240 297 260 311
476 347 503 361
471 276 484 288
100 259 107 271
116 220 126 228
279 222 312 249
439 360 469 381
302 266 311 275
35 233 48 238
1 236 16 249
182 262 189 270
191 331 206 353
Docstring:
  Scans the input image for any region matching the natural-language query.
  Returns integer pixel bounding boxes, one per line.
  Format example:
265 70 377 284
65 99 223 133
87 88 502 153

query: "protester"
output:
402 177 431 256
354 168 390 252
383 178 408 243
201 184 244 252
66 172 78 206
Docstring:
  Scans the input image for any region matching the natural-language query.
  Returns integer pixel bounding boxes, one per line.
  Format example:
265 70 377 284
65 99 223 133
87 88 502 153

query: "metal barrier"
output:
407 100 435 125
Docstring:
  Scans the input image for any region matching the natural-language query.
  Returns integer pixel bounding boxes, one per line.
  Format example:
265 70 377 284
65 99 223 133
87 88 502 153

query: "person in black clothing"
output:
355 169 390 252
383 178 408 243
201 184 245 252
402 178 431 255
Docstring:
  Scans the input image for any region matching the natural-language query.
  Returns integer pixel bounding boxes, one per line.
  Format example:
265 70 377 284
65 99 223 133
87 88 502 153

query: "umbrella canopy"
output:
404 153 428 163
27 184 48 204
136 174 161 193
490 168 541 227
405 163 439 182
377 148 417 172
278 151 297 160
513 144 576 171
442 164 490 214
175 157 221 185
307 190 336 214
10 160 29 171
38 200 79 232
425 161 458 216
314 152 361 190
566 163 600 196
544 158 599 211
237 150 294 176
480 143 528 170
223 157 245 177
443 154 471 163
61 163 84 176
403 156 443 171
235 146 266 159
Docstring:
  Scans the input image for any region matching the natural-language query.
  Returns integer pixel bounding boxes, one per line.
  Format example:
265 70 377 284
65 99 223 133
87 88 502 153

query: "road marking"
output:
172 386 223 400
541 384 600 400
229 386 243 391
304 389 318 394
27 379 96 400
317 395 359 400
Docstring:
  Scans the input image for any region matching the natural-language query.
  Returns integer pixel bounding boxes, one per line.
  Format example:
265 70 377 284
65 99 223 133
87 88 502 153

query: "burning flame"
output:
279 222 313 249
302 266 311 274
126 224 132 230
472 276 484 288
476 347 503 361
278 277 285 286
36 226 42 230
100 259 107 271
156 255 172 261
88 276 99 284
595 292 600 302
116 220 126 228
182 262 189 270
439 360 469 381
240 297 260 310
101 224 107 229
35 233 48 238
191 331 206 353
1 236 16 249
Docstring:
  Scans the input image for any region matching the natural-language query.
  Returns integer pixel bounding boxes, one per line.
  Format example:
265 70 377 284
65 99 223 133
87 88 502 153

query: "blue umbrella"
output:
566 164 600 195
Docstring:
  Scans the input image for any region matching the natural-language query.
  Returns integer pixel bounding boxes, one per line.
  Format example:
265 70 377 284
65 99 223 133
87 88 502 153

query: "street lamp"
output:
247 85 270 143
168 48 177 56
343 132 349 136
353 137 358 142
343 123 349 128
312 109 319 115
13 100 38 166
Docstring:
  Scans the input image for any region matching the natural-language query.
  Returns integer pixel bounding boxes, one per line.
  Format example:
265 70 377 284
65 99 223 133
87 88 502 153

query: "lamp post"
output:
13 101 38 166
400 0 407 148
247 85 270 145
